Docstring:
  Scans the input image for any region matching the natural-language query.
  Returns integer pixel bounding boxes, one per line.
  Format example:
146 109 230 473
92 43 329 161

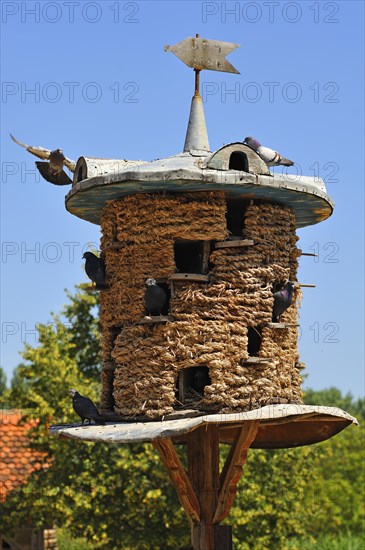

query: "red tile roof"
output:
0 409 45 501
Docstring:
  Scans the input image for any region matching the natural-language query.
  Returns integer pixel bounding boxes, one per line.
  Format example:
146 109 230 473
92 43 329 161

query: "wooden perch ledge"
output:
169 273 209 283
266 322 299 329
214 239 254 249
139 315 174 324
243 357 274 365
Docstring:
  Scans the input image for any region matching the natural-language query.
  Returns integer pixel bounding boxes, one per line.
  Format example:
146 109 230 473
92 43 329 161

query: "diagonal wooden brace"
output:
153 437 201 524
213 421 259 524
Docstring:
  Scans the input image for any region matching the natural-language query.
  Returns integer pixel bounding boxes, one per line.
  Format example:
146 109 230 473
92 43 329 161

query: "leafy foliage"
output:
1 286 187 549
62 284 101 378
1 285 363 549
288 533 364 550
0 366 7 396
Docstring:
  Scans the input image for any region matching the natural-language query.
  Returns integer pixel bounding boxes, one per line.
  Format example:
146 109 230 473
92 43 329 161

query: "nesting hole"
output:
226 198 250 237
175 366 211 405
229 151 249 171
247 327 262 356
174 240 211 274
77 166 83 183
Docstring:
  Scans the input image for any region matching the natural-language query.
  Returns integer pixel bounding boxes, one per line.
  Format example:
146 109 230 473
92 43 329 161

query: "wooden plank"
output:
169 273 209 282
166 409 203 421
213 421 259 524
201 241 211 274
188 425 220 550
297 283 316 288
153 438 201 524
266 323 299 329
214 239 254 249
178 371 185 404
139 315 174 324
243 357 274 365
214 525 232 550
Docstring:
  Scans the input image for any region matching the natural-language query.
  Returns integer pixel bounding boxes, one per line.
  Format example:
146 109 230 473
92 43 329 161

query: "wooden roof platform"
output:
50 404 357 450
66 151 334 228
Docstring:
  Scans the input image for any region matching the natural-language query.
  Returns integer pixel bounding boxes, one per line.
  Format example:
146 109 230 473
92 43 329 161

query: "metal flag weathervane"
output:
164 35 240 74
164 35 241 152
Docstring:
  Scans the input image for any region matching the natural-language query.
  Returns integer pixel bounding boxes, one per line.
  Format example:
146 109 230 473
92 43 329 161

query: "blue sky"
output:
1 0 364 400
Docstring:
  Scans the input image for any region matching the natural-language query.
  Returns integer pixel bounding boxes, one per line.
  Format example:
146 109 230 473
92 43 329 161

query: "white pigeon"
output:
244 137 294 167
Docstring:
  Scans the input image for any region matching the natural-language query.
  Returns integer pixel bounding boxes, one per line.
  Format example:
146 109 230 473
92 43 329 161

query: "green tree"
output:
300 387 364 540
62 284 101 378
0 366 7 396
1 285 363 549
1 286 187 549
304 387 365 421
227 386 364 549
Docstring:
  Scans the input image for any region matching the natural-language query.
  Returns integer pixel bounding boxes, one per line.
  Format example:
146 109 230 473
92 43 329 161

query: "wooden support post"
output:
153 438 201 524
213 421 259 524
155 421 259 549
187 425 220 550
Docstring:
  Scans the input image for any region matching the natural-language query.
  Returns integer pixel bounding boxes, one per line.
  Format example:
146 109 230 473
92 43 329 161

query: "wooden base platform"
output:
51 405 356 550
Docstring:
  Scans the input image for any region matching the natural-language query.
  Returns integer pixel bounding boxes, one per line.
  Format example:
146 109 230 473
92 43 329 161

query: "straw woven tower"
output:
65 36 334 423
99 193 303 419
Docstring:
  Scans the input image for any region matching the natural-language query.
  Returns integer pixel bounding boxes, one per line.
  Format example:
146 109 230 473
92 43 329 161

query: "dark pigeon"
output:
272 281 295 322
244 136 294 167
83 252 108 289
144 278 167 316
10 133 76 185
68 388 105 425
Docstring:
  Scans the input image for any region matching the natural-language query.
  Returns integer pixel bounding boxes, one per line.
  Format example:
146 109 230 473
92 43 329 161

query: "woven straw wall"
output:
99 193 303 418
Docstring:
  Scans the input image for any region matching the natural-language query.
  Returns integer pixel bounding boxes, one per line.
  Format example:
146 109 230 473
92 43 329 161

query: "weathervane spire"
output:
165 35 240 152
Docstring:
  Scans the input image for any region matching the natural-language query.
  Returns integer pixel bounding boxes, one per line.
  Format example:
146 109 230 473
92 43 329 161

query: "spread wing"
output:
11 133 77 172
63 156 77 172
36 162 72 185
10 133 51 161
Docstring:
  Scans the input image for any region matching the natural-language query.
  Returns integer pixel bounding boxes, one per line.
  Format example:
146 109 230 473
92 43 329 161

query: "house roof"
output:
0 409 45 501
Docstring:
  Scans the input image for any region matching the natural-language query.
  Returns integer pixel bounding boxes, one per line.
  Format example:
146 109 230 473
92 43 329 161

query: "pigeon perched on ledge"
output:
68 389 105 425
244 136 294 167
83 252 108 289
145 278 167 316
272 281 295 322
10 133 76 185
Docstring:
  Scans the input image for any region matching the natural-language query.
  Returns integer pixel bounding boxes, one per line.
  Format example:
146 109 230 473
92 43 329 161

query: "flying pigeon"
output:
83 252 108 289
68 388 105 425
10 133 76 185
272 281 295 322
244 137 294 167
144 278 167 316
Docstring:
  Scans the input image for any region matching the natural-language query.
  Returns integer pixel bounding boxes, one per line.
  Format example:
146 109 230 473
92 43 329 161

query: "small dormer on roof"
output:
202 142 270 176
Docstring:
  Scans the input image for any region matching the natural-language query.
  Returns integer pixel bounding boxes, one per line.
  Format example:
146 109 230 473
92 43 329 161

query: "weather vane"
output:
165 34 240 96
